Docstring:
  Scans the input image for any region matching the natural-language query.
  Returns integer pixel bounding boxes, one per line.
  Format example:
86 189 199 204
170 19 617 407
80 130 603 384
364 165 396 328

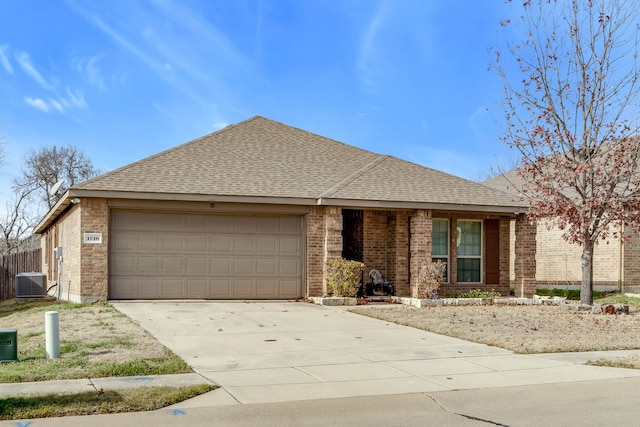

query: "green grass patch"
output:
595 294 640 307
535 288 608 300
0 348 190 383
0 384 217 420
0 299 193 383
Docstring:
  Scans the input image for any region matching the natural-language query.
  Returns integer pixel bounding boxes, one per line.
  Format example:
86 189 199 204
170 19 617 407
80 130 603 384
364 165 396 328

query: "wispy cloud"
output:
66 88 87 109
357 2 389 89
15 52 55 91
10 46 89 114
66 0 246 122
25 97 49 112
73 53 105 91
0 44 12 74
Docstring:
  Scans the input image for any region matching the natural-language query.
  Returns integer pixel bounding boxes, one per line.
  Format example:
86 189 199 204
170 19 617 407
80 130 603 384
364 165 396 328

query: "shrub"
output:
326 258 365 297
443 289 502 298
416 260 447 299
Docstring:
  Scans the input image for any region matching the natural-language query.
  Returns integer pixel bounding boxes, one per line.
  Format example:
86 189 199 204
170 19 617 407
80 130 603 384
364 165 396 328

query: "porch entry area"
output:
339 209 507 297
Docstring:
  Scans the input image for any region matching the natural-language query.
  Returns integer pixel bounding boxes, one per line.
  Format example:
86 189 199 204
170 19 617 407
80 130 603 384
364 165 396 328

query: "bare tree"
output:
494 0 640 304
0 187 40 254
13 145 99 210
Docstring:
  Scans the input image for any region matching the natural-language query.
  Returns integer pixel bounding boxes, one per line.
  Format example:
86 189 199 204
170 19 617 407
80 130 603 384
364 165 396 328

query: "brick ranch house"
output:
35 116 535 303
485 170 640 293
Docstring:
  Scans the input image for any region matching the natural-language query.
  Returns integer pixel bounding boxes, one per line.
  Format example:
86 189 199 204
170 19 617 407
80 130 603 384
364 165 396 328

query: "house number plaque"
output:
83 233 103 244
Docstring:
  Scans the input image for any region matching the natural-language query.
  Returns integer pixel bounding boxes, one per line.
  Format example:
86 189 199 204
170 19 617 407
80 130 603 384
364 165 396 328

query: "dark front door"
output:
342 209 364 262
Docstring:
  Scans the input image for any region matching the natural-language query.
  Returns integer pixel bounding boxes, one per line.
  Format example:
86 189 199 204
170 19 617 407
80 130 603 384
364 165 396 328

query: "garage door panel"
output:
211 279 231 296
279 217 301 234
138 256 160 273
139 234 161 251
187 235 208 253
233 236 254 253
234 217 254 233
210 216 232 232
234 258 254 274
256 279 276 297
110 211 303 299
112 255 136 274
163 257 185 275
163 234 186 251
187 279 207 296
212 236 231 252
258 217 278 233
279 280 300 296
162 279 185 297
187 258 208 275
211 258 231 274
280 259 301 276
112 232 137 251
257 259 277 275
257 237 277 253
111 278 137 298
279 237 300 254
137 278 162 297
162 214 186 232
233 279 254 296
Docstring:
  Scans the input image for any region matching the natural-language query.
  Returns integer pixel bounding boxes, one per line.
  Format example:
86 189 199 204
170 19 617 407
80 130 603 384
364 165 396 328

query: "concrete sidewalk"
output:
3 301 640 407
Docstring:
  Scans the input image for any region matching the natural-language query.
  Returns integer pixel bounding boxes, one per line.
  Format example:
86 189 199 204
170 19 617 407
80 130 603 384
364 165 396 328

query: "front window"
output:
431 219 449 283
457 221 482 283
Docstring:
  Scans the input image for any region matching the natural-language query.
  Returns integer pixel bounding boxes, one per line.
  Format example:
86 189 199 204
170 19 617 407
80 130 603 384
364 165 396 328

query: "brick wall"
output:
393 212 410 295
505 218 627 290
363 211 388 279
79 199 109 301
514 215 537 297
623 227 640 288
410 210 432 297
306 206 325 296
59 205 82 301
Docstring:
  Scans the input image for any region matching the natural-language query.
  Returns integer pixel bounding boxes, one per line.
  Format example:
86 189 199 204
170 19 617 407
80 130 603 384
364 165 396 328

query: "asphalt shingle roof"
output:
75 116 522 209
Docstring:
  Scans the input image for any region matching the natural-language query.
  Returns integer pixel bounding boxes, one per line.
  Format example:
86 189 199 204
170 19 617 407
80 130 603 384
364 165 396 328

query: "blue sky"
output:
0 0 521 198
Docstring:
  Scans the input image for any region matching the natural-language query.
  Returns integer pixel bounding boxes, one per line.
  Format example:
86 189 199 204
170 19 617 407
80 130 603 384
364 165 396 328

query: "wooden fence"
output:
0 248 42 301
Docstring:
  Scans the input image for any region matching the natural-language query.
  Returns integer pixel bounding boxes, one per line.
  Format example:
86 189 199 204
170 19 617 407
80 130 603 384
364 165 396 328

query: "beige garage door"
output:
109 210 303 299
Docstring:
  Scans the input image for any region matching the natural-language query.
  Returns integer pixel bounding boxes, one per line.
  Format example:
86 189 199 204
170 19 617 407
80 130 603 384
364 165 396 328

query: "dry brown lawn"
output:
351 303 640 366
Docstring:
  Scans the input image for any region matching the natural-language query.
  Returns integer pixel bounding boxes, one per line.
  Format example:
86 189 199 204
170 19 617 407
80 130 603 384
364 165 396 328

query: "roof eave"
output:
35 189 319 233
34 190 74 234
316 197 525 214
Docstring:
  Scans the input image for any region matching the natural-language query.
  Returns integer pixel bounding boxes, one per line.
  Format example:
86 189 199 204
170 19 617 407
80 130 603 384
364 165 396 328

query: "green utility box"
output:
0 328 18 362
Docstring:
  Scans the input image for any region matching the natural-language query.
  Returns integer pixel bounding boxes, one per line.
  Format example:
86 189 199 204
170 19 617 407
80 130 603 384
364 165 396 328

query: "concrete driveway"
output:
112 301 640 406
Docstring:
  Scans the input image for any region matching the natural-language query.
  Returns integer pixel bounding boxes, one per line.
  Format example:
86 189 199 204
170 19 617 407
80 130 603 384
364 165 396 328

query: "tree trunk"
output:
581 239 594 305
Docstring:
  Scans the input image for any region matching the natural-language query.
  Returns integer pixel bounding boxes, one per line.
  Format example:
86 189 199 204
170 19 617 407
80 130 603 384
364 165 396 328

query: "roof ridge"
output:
317 155 390 199
73 117 263 190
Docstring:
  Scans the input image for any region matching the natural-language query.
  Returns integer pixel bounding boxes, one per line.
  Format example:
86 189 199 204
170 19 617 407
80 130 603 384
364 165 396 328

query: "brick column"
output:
499 217 511 294
322 207 343 295
394 212 410 296
514 214 537 297
80 198 109 302
410 210 432 298
306 207 325 297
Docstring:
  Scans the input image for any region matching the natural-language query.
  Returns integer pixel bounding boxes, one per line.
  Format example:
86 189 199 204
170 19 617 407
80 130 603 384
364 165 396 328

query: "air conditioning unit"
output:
15 272 47 298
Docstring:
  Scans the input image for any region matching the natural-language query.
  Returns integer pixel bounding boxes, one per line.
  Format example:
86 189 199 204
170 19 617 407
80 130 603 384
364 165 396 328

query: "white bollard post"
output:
45 311 60 359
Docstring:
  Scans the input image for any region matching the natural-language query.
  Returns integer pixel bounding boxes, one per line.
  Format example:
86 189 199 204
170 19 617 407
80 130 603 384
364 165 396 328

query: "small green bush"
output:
443 289 502 298
326 258 365 297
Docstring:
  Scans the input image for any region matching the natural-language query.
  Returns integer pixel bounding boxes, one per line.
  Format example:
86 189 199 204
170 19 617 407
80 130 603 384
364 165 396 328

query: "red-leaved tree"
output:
494 0 640 304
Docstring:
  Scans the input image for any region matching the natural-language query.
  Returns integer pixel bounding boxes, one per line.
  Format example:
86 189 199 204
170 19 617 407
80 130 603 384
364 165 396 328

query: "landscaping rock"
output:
601 303 629 315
